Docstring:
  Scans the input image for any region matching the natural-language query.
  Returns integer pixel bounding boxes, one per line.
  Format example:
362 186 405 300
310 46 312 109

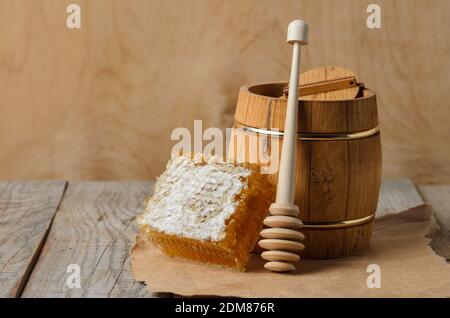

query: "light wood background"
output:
0 0 449 184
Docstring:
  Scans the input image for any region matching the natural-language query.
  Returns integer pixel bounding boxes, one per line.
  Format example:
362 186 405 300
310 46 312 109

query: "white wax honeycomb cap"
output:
287 19 309 45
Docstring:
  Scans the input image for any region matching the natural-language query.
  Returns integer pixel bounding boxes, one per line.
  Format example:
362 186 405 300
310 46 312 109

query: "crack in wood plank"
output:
0 181 67 297
14 181 68 297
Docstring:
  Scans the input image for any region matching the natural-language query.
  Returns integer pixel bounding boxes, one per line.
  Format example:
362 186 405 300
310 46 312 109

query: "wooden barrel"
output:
228 82 382 258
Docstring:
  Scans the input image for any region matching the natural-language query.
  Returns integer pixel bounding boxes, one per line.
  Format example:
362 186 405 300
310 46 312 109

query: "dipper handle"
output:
277 19 308 206
259 20 309 273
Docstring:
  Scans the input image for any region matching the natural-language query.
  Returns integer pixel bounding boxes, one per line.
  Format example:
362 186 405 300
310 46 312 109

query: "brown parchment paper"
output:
131 204 450 297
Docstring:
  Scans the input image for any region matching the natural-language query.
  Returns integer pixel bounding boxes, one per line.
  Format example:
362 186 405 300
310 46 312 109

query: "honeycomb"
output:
139 154 275 271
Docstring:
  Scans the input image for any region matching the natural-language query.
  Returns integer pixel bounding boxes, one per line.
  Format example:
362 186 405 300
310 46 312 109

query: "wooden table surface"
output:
0 179 449 298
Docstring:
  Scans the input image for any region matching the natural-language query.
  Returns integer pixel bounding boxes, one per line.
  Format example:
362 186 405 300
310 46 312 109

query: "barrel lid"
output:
283 66 363 101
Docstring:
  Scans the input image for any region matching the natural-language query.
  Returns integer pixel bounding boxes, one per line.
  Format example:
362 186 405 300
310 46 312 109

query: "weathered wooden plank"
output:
418 185 450 261
419 185 450 233
376 179 430 219
21 181 156 298
0 181 66 297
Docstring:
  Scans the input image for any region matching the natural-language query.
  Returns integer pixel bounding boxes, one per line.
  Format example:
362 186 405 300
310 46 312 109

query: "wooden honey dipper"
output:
258 20 309 273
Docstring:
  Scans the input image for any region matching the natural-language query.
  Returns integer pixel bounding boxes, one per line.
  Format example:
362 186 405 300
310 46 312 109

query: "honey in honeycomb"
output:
138 154 275 271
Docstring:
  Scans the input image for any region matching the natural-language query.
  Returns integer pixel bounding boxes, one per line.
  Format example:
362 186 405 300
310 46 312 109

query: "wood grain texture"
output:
0 0 449 183
21 181 156 298
0 181 66 297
